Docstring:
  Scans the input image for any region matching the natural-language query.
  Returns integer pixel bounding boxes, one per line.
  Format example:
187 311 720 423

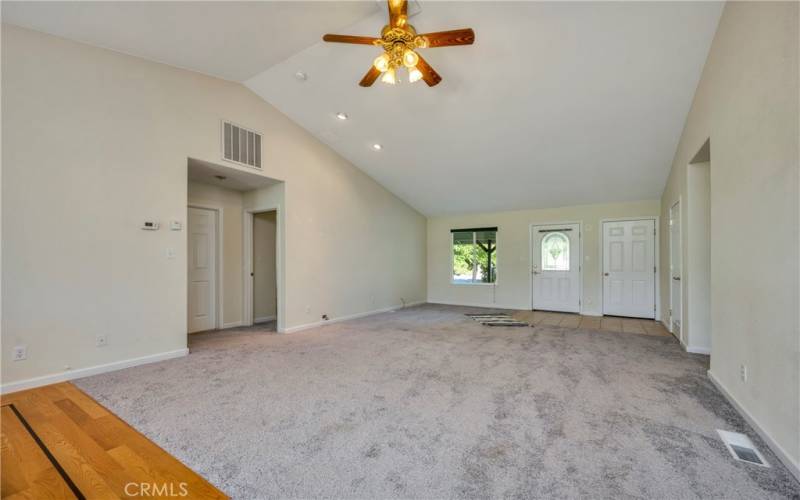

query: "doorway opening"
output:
187 157 283 336
601 218 658 319
251 210 277 327
669 200 682 339
686 138 712 353
243 203 283 332
530 222 582 313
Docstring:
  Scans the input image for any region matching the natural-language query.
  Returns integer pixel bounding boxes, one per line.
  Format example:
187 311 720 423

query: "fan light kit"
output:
323 0 475 87
372 143 383 151
336 112 349 120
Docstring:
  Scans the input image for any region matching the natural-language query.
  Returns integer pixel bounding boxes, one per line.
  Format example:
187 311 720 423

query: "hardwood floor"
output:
1 382 227 499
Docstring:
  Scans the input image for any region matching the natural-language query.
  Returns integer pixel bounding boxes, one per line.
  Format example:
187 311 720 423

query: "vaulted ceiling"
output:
3 1 724 216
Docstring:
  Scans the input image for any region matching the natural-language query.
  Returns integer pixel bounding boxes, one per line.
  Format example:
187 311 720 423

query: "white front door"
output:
602 219 656 319
532 223 581 313
188 207 217 333
669 202 682 338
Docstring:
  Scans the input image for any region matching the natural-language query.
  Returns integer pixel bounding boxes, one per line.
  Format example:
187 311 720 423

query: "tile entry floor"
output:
512 310 671 337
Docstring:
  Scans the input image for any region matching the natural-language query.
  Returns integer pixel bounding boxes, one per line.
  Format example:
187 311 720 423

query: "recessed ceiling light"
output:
336 112 348 120
294 71 307 81
372 143 383 151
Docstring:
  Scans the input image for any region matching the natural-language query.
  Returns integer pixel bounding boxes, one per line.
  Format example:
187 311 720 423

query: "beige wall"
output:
1 25 426 388
253 211 277 322
427 200 660 314
187 181 245 328
659 2 799 473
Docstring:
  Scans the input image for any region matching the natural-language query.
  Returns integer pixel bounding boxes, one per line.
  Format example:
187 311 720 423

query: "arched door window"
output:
542 232 569 271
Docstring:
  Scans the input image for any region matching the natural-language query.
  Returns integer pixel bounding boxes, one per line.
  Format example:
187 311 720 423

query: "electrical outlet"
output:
740 364 747 383
96 334 107 347
322 314 329 321
12 345 27 361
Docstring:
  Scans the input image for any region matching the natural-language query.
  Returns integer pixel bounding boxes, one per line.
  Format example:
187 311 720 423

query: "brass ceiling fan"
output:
322 0 475 87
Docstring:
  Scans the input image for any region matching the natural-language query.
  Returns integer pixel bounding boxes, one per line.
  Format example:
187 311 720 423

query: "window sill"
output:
450 282 498 286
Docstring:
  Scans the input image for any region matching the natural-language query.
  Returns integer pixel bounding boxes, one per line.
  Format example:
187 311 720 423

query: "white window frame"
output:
450 229 498 286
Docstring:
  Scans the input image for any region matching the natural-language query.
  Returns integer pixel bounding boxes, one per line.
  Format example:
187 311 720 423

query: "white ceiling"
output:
246 2 723 215
1 1 377 81
3 1 723 216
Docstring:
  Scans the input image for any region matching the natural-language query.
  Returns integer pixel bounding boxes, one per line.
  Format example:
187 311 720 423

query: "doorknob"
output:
532 271 540 275
604 272 609 276
672 276 681 281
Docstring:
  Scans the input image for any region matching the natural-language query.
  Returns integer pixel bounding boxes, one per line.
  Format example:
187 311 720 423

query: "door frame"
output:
668 199 682 335
243 204 283 332
529 221 583 313
187 203 224 331
599 216 660 320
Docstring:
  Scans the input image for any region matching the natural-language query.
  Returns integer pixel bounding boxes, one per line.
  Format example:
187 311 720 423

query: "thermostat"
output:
141 221 159 230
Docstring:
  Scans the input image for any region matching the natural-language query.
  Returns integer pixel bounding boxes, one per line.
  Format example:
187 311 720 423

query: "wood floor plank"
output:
54 384 109 420
1 383 228 500
1 406 74 500
1 416 32 497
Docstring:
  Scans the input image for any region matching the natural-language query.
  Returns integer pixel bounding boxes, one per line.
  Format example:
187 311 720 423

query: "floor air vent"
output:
717 430 770 467
222 120 261 169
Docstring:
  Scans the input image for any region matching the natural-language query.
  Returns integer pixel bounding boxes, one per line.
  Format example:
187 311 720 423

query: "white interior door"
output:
602 219 655 318
532 223 581 313
188 207 216 333
669 202 682 338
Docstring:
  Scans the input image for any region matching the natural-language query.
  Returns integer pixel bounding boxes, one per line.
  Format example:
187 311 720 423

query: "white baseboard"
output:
254 315 276 324
1 348 189 395
686 345 711 355
708 369 800 482
222 320 243 329
280 301 426 334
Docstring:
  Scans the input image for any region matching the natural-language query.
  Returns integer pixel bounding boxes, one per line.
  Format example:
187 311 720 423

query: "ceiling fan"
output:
322 0 475 87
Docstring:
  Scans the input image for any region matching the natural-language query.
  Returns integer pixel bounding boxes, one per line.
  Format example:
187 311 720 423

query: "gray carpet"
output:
75 304 799 499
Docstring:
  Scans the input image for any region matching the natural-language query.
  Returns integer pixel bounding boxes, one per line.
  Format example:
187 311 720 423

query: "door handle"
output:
604 272 609 277
532 271 540 275
672 276 681 281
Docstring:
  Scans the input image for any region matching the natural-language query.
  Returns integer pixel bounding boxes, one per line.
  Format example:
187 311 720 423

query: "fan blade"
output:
359 66 382 87
418 28 475 48
415 54 442 87
388 0 407 27
323 34 380 45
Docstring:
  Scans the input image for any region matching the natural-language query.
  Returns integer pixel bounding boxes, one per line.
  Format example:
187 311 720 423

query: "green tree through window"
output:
452 229 497 283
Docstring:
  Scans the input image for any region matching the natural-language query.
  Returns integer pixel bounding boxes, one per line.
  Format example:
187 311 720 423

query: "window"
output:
541 232 569 271
451 227 497 284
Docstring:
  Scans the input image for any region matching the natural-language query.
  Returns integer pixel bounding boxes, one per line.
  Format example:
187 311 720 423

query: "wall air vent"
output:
222 120 262 169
